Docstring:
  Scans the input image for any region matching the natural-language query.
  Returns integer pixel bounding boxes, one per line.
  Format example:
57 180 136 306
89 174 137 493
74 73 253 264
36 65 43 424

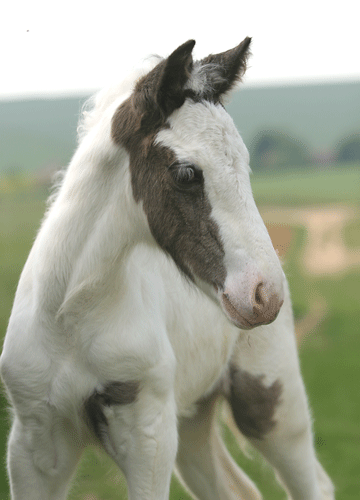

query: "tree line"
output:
250 131 360 171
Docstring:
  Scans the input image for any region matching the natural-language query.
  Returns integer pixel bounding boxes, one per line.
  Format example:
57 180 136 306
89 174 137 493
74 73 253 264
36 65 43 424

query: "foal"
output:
1 38 334 500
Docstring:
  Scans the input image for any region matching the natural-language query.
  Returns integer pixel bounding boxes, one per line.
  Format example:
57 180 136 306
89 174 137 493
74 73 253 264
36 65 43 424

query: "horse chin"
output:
216 289 252 330
192 279 264 330
226 315 257 331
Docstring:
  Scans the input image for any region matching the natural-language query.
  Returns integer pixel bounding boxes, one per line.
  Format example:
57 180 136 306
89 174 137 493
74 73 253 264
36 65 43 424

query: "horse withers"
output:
0 38 334 500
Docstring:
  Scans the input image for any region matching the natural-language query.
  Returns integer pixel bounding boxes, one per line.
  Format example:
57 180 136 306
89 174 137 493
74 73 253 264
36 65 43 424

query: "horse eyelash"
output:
168 162 203 184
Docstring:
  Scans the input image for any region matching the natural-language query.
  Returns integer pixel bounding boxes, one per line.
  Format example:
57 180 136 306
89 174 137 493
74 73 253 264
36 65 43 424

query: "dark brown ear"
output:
135 39 195 131
200 37 252 100
156 39 195 116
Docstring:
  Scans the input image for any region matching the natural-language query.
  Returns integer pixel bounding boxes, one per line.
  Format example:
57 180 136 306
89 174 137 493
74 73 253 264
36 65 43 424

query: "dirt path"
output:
297 207 360 276
261 205 360 276
260 205 360 344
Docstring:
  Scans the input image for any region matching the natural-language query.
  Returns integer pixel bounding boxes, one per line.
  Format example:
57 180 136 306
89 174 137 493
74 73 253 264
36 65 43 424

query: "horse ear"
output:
200 37 252 100
134 40 195 131
156 39 196 116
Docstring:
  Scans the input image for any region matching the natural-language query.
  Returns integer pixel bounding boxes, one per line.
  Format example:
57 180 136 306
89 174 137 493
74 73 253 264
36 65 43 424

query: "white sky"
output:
1 0 359 100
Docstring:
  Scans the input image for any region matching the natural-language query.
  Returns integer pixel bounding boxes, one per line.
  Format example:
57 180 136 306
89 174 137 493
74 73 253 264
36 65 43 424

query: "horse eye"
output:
169 163 203 189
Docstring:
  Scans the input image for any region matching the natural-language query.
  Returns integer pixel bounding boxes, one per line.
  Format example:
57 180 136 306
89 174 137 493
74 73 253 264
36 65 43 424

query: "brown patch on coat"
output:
228 366 282 440
84 381 139 442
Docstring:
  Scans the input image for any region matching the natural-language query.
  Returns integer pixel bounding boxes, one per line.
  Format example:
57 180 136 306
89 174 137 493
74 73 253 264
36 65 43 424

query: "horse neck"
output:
31 124 150 315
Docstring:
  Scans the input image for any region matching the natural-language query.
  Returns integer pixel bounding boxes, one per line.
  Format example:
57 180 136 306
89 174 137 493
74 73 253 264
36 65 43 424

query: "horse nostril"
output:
221 282 284 329
254 282 265 308
252 280 283 324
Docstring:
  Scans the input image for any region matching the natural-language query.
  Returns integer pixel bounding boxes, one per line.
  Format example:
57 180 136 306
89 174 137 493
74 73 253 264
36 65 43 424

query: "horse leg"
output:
176 394 262 500
227 302 335 500
7 409 83 500
84 378 178 500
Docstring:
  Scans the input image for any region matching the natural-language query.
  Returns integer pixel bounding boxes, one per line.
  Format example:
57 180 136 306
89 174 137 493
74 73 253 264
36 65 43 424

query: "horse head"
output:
111 38 285 330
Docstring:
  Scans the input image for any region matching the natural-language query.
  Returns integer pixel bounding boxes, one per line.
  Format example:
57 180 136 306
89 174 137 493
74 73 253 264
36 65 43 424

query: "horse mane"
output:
76 56 163 144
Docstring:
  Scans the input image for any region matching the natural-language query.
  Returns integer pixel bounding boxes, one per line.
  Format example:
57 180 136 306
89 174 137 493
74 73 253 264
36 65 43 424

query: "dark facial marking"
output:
111 56 226 288
228 366 282 440
111 38 252 288
84 381 139 441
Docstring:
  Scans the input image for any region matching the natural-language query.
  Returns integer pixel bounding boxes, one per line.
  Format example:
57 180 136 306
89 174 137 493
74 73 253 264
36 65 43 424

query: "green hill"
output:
0 97 86 175
227 80 360 153
0 80 359 175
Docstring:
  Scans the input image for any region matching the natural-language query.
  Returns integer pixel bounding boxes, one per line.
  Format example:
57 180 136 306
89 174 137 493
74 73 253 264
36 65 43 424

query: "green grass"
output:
0 166 359 499
282 228 360 500
251 163 360 206
0 185 48 338
344 219 360 248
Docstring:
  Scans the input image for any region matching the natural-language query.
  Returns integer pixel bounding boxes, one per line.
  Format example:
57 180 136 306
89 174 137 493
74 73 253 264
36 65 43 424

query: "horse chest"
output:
122 247 239 414
161 280 239 414
171 312 238 416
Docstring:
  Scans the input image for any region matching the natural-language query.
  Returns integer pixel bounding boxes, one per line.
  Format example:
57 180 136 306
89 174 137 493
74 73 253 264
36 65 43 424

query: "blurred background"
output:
0 0 359 499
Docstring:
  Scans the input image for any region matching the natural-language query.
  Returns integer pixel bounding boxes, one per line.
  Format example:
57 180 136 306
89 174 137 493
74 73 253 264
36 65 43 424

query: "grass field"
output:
251 163 360 206
0 165 359 499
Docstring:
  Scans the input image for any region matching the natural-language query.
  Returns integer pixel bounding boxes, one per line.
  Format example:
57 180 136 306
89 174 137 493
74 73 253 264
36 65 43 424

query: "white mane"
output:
77 56 163 143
